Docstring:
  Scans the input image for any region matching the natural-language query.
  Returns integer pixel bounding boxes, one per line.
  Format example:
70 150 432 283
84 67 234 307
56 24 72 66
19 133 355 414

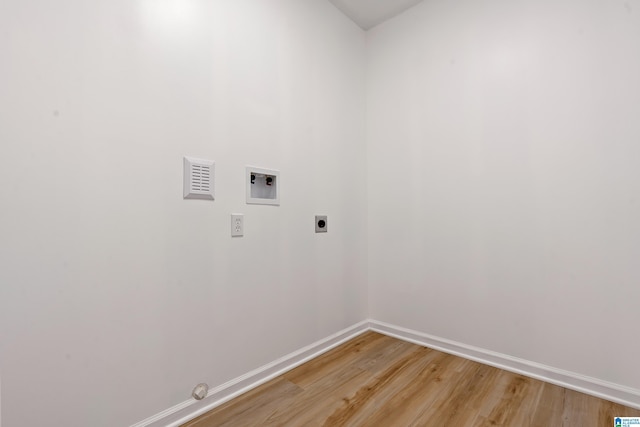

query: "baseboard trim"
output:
130 320 370 427
369 320 640 410
133 318 640 426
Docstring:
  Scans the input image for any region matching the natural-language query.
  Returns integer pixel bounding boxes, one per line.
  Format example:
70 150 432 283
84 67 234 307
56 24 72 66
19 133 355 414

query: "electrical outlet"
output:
231 214 244 237
315 215 327 233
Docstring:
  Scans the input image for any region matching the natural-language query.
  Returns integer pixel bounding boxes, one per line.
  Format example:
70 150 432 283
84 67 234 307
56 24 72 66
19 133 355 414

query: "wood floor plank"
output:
528 382 566 427
263 366 372 426
283 331 388 389
475 371 535 427
410 358 488 425
353 336 418 374
434 363 506 427
323 346 436 426
180 377 302 427
183 332 640 427
359 351 468 426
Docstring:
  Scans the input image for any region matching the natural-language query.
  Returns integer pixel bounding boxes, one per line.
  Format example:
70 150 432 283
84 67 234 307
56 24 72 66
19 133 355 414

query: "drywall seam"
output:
130 320 370 427
370 320 640 410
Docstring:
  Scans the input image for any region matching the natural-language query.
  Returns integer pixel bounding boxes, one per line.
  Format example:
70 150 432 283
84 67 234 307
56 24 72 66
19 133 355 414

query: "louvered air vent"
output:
183 157 215 200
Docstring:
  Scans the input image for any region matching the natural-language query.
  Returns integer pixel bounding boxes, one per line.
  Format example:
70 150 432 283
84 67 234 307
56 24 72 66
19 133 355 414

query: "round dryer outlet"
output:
315 215 328 233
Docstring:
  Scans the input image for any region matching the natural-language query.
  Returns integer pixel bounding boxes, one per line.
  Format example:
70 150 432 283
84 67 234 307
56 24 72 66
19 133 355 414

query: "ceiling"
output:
328 0 424 30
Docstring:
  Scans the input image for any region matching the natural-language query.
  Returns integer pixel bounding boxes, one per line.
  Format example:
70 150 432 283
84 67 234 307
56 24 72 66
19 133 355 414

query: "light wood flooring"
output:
183 331 640 426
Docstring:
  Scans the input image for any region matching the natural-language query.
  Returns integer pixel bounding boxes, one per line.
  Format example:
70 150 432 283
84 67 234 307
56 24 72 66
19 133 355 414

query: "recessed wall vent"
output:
184 156 215 200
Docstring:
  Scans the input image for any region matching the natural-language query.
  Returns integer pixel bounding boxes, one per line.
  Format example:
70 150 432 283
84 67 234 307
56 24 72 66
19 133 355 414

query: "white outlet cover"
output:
231 214 244 237
184 157 215 200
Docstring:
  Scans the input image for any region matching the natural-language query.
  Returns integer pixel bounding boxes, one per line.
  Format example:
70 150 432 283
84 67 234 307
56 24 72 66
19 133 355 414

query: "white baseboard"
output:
369 320 640 410
130 320 370 427
132 318 640 426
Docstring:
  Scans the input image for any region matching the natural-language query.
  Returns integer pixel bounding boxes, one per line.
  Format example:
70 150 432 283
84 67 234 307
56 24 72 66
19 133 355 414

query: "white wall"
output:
367 0 640 391
4 0 640 424
0 1 367 425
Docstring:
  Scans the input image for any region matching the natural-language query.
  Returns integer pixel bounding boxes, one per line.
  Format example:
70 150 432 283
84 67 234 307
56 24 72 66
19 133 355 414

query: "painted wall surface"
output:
0 1 367 425
367 0 640 390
